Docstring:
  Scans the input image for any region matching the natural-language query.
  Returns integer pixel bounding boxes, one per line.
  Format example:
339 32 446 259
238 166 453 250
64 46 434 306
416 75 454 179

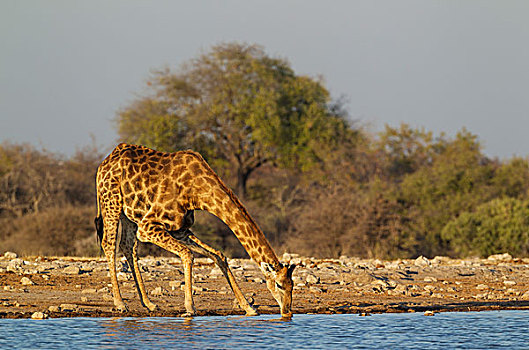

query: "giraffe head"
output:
261 262 296 318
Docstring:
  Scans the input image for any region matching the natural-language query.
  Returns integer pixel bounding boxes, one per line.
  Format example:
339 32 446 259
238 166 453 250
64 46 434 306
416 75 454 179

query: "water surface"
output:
1 311 528 349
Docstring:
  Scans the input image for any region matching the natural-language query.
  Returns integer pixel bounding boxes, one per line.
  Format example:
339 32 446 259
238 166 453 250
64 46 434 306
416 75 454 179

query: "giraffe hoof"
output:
182 304 196 317
245 308 259 316
145 302 158 312
113 304 129 313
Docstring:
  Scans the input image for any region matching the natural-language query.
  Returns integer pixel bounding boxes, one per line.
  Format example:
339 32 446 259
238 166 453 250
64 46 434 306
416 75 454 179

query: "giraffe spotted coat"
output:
95 143 295 317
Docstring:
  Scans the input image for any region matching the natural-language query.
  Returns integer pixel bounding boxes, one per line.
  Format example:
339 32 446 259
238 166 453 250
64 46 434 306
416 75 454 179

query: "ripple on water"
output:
0 311 528 349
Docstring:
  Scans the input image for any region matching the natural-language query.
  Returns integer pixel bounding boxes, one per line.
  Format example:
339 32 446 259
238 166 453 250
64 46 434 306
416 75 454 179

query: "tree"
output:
397 129 497 256
117 42 352 198
0 143 61 217
441 198 529 257
491 157 529 199
377 123 446 180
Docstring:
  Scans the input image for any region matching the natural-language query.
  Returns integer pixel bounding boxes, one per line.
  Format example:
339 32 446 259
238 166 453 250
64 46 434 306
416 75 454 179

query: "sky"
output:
1 0 529 158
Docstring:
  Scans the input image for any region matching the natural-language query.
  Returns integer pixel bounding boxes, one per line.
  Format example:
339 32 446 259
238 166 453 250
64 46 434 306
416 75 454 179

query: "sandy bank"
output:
1 253 529 319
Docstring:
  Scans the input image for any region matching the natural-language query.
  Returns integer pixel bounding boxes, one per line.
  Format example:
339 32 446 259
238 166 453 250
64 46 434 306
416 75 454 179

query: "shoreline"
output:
1 253 529 319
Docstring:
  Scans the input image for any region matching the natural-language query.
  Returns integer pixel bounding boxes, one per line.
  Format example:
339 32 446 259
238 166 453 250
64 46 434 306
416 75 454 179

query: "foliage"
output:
396 129 498 256
441 198 529 257
376 124 445 180
2 123 529 259
4 43 529 259
285 180 408 259
0 143 62 217
0 142 103 218
0 205 98 256
491 157 529 199
0 142 104 257
116 42 355 197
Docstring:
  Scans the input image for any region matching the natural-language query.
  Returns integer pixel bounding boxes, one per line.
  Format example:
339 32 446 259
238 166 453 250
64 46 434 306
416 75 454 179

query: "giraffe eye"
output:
275 282 285 290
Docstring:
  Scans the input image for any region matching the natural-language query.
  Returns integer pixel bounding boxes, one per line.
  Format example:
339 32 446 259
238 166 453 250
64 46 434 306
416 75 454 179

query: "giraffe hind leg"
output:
101 212 128 312
119 213 158 312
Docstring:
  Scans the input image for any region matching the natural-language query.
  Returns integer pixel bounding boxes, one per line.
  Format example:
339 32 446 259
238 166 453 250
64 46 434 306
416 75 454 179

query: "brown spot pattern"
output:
95 143 283 305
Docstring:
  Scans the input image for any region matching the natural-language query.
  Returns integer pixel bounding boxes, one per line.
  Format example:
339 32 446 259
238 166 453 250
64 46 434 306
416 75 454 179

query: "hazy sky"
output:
1 1 528 158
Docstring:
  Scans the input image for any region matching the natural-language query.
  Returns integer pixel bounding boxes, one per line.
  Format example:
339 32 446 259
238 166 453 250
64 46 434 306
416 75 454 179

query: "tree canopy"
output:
117 42 354 197
441 197 529 257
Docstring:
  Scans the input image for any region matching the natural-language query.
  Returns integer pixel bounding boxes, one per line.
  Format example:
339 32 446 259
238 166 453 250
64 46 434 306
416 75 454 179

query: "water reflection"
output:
101 317 195 346
101 315 290 334
98 314 293 348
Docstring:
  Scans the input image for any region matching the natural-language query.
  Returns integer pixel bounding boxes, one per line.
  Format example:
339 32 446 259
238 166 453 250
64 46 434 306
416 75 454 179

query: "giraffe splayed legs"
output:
95 143 294 317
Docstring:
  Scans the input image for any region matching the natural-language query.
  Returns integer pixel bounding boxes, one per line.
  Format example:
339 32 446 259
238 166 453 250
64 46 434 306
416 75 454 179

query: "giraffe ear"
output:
260 262 276 277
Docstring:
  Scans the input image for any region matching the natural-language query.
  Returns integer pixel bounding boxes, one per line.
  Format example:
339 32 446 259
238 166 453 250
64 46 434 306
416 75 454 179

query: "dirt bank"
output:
1 252 529 319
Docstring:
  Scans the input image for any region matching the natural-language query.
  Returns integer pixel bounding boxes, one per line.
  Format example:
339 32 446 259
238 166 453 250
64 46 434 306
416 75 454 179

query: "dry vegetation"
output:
2 123 529 261
2 43 529 261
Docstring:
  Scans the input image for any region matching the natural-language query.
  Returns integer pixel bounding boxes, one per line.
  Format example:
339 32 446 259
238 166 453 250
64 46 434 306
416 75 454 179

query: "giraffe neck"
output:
196 182 281 270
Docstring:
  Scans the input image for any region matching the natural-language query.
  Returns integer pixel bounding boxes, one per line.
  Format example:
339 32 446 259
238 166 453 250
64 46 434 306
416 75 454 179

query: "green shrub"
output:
397 129 497 256
441 197 529 257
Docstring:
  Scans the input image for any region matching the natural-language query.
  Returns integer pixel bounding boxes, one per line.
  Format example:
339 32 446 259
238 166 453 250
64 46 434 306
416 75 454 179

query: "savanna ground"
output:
1 253 529 319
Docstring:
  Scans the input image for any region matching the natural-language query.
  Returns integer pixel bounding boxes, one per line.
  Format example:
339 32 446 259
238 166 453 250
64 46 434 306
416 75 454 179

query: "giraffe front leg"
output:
186 233 258 316
181 250 196 316
137 221 196 316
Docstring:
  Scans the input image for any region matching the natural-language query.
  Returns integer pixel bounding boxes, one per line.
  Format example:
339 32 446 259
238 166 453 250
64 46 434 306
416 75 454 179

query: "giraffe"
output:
94 143 295 317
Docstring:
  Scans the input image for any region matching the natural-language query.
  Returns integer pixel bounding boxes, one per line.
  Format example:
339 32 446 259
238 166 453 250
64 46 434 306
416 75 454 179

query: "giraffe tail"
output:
94 191 104 250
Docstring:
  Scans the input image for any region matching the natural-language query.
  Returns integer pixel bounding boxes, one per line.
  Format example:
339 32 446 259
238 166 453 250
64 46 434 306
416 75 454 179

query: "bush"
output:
3 123 529 260
283 180 409 259
397 130 497 256
0 205 99 256
441 197 529 257
0 142 103 218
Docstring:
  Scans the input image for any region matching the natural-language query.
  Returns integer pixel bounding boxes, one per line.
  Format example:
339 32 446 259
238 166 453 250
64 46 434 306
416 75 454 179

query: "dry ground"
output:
1 253 529 319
